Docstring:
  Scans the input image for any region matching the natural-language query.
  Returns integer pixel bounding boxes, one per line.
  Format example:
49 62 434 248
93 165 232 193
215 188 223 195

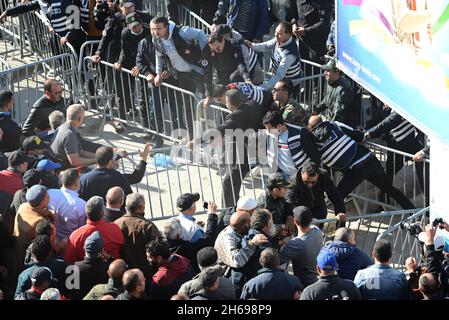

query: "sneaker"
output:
114 122 126 134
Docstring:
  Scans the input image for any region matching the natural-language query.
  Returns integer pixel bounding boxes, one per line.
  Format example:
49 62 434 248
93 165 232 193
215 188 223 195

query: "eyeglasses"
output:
54 90 63 95
272 88 287 92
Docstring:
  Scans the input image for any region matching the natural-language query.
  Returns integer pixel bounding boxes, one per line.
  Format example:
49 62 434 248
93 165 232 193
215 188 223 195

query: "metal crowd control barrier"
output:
314 209 422 263
178 5 211 33
0 53 78 124
81 56 200 144
143 0 168 16
0 0 27 59
377 207 430 270
196 100 430 212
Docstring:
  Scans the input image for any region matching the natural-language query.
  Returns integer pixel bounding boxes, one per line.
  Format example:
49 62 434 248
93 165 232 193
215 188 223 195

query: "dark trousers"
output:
311 201 345 230
384 139 429 207
337 155 416 209
222 155 251 208
115 71 135 119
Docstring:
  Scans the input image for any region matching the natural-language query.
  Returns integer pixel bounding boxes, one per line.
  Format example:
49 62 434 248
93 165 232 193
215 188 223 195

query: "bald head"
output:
106 186 125 208
334 228 355 245
230 211 251 235
107 259 128 281
67 104 84 120
100 295 115 300
308 115 322 131
419 273 439 298
122 269 145 295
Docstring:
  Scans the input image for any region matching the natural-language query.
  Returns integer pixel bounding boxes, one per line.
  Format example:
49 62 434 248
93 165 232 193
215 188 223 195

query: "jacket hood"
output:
164 254 191 276
167 21 176 39
310 121 332 143
322 240 356 262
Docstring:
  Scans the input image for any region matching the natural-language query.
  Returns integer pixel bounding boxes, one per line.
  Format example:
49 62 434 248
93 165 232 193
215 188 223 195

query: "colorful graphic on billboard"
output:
337 0 449 143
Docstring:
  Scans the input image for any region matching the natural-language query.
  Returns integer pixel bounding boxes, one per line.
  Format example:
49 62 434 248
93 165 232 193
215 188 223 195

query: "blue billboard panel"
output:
337 0 449 143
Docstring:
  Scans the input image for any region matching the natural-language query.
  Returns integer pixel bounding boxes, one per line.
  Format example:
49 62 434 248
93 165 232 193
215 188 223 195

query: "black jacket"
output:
21 96 66 136
122 160 147 185
286 0 331 61
168 213 219 273
0 112 21 152
300 274 362 300
216 100 265 135
285 168 346 214
70 256 112 300
257 190 294 225
425 244 449 297
202 39 250 97
117 27 150 69
78 167 133 202
136 36 157 77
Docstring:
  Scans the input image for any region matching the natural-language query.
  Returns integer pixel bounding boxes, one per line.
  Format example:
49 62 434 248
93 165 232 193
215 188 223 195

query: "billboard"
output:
336 0 449 143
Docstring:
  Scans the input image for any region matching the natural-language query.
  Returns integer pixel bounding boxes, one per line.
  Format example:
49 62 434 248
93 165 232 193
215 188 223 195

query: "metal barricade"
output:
81 56 200 143
143 0 167 16
314 209 422 262
0 0 25 59
0 53 78 124
377 207 430 270
195 101 430 212
178 5 211 33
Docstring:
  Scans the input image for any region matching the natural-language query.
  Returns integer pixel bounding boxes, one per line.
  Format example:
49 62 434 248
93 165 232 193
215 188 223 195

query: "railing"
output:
376 207 430 270
178 5 211 33
314 209 423 268
0 54 78 123
81 56 200 141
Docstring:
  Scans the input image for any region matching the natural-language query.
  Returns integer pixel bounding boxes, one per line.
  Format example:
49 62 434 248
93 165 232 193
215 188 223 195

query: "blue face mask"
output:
0 111 11 117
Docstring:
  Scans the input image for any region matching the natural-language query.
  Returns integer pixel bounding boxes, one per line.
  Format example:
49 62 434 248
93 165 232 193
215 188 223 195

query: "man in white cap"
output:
217 196 258 233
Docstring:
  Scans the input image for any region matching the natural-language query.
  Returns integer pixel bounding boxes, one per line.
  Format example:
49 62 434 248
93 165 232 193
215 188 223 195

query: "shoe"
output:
114 121 126 134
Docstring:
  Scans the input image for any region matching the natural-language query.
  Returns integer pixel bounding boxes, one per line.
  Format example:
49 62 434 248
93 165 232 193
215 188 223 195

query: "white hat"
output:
236 196 257 211
418 231 445 251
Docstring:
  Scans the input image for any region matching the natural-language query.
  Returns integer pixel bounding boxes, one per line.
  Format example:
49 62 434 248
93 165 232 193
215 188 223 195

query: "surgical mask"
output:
131 28 143 36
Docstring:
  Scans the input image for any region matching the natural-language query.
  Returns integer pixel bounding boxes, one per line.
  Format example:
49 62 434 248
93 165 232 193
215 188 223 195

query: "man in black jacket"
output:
113 12 150 119
0 91 21 153
308 115 415 210
189 89 265 207
286 161 346 225
300 250 362 300
202 32 253 108
257 173 295 236
364 106 429 206
69 231 112 300
22 80 66 137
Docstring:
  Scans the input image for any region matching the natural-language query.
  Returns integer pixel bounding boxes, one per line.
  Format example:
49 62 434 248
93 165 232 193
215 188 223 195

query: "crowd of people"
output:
0 0 439 301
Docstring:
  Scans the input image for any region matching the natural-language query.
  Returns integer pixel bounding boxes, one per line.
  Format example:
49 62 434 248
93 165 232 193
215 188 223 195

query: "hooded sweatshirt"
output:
322 240 373 281
149 254 195 300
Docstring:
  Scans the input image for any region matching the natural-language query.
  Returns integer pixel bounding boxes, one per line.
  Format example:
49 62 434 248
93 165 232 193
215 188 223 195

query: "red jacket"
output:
64 220 124 264
0 169 23 195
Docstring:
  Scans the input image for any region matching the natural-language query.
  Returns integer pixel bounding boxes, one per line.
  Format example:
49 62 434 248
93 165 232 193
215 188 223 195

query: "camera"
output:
203 201 208 210
433 218 444 228
400 220 423 236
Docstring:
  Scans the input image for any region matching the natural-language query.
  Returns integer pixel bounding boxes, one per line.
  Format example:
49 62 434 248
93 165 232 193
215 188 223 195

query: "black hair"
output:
301 161 320 177
263 110 285 127
259 248 279 268
0 91 13 110
146 238 170 259
250 208 272 231
275 78 293 96
225 89 242 107
35 220 52 237
31 235 52 261
212 84 228 98
60 168 79 188
278 21 292 35
150 16 168 26
208 32 224 44
373 239 392 263
95 146 114 166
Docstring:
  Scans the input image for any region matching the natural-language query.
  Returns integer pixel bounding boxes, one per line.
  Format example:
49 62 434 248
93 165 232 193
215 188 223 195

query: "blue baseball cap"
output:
37 159 62 172
317 250 338 271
